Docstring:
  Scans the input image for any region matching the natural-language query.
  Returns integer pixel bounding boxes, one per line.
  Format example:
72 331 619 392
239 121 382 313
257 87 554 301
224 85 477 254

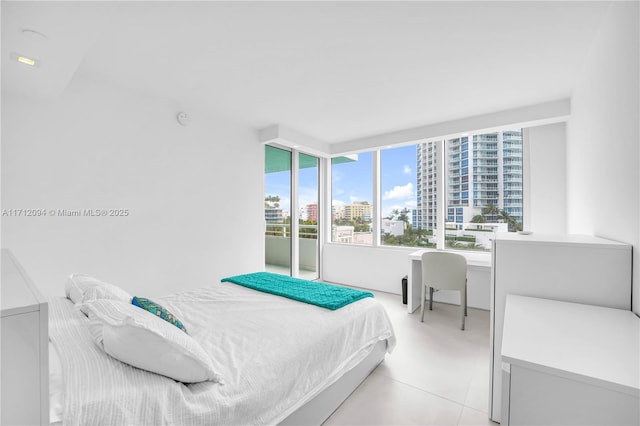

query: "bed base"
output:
279 339 387 426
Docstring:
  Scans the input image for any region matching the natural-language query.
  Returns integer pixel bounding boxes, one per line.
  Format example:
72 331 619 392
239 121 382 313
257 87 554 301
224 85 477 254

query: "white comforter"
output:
49 282 396 425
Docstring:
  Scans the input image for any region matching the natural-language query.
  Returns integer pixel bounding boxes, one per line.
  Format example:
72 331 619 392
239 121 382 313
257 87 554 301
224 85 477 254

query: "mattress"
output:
49 282 396 425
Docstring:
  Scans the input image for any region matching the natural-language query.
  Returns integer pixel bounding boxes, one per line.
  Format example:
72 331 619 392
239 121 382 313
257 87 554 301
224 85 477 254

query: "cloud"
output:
385 204 405 213
383 182 414 201
332 200 345 207
299 187 319 207
405 200 417 209
279 196 291 208
403 165 412 175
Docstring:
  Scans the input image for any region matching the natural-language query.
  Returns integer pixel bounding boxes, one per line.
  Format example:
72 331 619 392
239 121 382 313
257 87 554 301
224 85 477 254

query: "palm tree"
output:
499 210 522 232
471 214 486 223
482 203 500 219
265 195 281 208
397 208 410 224
385 209 400 221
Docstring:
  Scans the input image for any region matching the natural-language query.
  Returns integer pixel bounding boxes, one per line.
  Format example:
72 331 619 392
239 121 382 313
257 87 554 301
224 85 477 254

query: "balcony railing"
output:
265 224 318 274
265 223 318 239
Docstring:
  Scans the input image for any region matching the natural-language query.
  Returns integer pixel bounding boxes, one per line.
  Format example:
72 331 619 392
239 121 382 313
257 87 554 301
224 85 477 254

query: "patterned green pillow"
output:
131 297 188 334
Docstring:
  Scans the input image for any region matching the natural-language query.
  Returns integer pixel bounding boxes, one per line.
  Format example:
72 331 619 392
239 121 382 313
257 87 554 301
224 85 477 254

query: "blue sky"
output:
380 145 418 217
266 145 418 220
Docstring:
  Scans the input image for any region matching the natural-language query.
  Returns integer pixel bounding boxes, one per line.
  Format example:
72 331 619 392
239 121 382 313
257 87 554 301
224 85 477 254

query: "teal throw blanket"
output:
221 272 373 310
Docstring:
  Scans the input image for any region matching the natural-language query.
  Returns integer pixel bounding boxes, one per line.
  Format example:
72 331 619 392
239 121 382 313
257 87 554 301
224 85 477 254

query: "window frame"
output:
328 129 524 253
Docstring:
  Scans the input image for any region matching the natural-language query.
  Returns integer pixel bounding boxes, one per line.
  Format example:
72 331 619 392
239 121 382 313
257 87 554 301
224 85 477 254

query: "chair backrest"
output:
421 251 467 291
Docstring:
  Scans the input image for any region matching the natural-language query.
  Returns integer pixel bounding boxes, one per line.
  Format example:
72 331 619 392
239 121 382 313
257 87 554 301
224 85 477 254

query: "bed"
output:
2 251 396 425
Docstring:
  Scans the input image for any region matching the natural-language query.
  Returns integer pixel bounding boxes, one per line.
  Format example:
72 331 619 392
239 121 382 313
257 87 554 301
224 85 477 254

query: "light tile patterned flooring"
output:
324 289 497 426
265 264 318 281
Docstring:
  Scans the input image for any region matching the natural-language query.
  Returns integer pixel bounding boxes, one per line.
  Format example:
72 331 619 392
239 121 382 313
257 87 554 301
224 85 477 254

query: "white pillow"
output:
65 274 131 314
84 299 221 384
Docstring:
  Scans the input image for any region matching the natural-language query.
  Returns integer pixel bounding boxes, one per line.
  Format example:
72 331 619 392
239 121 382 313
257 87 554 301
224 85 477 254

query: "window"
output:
331 152 373 244
380 145 425 247
414 141 441 243
264 146 320 279
298 152 320 278
265 146 292 270
329 128 524 251
444 130 523 251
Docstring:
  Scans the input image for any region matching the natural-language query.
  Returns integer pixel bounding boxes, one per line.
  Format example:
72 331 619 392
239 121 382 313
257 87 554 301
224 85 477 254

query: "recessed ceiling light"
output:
18 56 36 66
10 52 40 68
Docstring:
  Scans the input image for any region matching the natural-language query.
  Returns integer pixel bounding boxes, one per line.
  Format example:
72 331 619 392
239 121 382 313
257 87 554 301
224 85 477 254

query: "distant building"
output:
333 205 343 221
264 207 284 223
305 203 318 223
343 202 372 221
332 225 354 243
381 219 406 236
415 142 441 230
415 130 523 230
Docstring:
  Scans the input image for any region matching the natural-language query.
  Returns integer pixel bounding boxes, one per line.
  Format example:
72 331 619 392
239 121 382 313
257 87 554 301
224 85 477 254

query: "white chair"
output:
420 251 468 330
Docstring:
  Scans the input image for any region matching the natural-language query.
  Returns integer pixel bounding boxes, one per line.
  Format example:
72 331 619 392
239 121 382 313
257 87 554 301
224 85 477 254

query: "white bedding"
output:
49 282 396 425
49 341 63 424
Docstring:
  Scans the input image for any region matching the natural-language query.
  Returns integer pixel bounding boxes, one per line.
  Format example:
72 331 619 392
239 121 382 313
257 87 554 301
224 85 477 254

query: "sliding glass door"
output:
264 146 292 274
298 153 319 279
264 146 319 279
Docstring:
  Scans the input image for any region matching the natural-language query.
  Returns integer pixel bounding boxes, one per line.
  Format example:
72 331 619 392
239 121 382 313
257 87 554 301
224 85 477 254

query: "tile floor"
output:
265 264 319 281
324 290 497 426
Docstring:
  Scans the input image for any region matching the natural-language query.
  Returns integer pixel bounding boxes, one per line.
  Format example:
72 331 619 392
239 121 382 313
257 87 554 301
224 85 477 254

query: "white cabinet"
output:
489 233 631 422
1 249 49 425
501 295 639 426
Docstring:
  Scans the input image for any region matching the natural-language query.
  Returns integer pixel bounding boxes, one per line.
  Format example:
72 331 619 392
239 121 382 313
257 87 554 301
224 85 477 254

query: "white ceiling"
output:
2 1 612 144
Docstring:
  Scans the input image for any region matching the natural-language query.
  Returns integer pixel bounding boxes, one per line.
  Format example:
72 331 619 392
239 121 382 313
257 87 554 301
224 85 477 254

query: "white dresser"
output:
489 233 632 422
1 249 49 425
501 295 639 425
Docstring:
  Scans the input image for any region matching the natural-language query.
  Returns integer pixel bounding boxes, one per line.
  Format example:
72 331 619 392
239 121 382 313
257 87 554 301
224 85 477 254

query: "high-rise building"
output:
499 130 524 224
415 130 523 230
415 142 440 230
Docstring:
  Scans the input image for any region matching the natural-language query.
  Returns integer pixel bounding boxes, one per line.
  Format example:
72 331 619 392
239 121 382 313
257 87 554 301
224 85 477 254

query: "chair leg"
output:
460 285 467 331
464 279 468 317
420 284 426 323
429 287 433 310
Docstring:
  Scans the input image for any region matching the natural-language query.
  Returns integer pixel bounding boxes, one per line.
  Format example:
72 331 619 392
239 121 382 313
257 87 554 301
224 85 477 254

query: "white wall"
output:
523 122 567 234
1 75 265 298
566 1 639 314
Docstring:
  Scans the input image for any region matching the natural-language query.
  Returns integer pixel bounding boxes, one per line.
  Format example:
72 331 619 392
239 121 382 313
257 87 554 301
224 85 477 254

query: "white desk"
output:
407 249 491 313
501 295 639 425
